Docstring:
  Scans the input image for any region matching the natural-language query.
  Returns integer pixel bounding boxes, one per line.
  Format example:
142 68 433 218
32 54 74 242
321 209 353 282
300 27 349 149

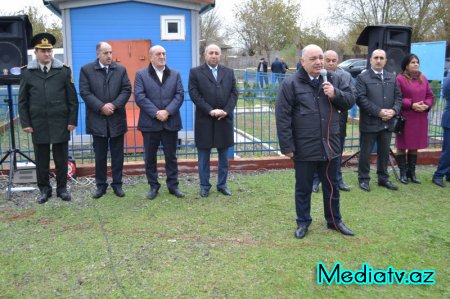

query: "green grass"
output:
0 167 448 298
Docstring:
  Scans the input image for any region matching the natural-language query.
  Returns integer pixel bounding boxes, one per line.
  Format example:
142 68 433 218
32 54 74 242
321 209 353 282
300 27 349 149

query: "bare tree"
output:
200 9 228 61
329 0 448 42
1 6 63 47
231 0 300 61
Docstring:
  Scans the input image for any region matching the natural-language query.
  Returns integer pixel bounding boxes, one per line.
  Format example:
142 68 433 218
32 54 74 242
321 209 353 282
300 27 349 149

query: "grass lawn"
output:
0 166 448 298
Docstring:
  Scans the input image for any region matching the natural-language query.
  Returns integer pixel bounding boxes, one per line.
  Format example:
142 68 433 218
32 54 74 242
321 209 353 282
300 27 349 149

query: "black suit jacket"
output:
188 63 238 148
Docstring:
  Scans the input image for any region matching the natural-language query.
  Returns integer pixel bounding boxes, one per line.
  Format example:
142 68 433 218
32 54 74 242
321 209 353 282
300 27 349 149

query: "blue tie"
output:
311 78 319 87
212 67 218 80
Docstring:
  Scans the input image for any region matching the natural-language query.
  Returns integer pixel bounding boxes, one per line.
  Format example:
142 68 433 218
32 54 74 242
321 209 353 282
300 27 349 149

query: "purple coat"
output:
395 73 434 149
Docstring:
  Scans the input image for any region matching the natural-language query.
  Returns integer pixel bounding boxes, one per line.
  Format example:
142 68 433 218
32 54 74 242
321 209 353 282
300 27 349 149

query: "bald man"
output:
312 50 355 193
276 44 355 239
135 45 185 200
80 41 131 199
355 49 402 192
188 44 238 198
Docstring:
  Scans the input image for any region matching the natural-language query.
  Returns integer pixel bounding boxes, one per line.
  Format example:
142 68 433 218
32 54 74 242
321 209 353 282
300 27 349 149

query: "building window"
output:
161 15 185 40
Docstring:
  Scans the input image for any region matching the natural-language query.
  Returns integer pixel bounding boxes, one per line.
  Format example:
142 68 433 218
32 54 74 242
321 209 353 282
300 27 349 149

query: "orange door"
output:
107 39 151 153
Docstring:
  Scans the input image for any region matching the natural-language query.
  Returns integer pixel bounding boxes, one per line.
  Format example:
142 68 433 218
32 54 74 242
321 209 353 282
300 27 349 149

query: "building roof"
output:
44 0 215 15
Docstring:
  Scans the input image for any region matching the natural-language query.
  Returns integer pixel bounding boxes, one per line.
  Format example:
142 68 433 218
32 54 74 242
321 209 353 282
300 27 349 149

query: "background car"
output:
338 58 367 78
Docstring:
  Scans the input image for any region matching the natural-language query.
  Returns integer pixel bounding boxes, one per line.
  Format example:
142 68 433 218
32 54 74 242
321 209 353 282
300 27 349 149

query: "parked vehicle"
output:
27 48 64 63
338 59 367 78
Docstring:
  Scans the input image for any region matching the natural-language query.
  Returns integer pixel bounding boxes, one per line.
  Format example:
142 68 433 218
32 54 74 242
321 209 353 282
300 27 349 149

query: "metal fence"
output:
0 70 446 167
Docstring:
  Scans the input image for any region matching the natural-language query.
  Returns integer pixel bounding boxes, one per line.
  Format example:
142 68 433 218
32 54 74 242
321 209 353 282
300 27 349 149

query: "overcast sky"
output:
2 0 338 39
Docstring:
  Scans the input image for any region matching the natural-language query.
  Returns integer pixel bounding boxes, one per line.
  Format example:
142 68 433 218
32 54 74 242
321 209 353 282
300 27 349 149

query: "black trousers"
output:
33 142 68 194
358 130 392 183
294 158 342 226
142 130 179 191
93 134 124 189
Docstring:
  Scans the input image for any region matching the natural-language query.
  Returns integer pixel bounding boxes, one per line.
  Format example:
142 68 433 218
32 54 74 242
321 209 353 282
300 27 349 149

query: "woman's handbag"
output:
392 114 406 134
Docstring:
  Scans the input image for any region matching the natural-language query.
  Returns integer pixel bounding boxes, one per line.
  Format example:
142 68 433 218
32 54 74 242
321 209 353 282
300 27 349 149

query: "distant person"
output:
395 54 434 184
355 49 402 192
79 41 132 198
281 58 289 73
276 44 355 239
134 45 185 200
271 57 284 85
188 44 238 197
296 57 302 71
312 50 354 193
18 33 78 204
432 72 450 187
257 57 268 88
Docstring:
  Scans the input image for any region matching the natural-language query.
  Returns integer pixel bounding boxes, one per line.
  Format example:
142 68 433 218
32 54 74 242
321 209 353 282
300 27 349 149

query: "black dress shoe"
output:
92 188 107 199
294 225 308 239
432 177 445 187
147 189 159 200
112 186 125 197
217 187 232 196
37 190 51 204
327 222 354 236
446 177 450 182
169 188 185 198
312 184 320 193
200 189 209 197
339 183 350 192
57 191 72 201
359 182 370 192
378 180 398 190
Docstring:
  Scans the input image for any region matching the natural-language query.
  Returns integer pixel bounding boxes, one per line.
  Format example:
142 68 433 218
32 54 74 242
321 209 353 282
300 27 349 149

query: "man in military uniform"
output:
18 33 78 203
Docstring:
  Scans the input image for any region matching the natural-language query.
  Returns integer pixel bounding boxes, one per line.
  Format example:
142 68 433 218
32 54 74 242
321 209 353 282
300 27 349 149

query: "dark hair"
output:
401 53 420 72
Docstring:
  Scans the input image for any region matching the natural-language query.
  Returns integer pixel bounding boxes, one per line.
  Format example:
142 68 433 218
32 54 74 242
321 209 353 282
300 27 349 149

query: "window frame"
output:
160 15 185 41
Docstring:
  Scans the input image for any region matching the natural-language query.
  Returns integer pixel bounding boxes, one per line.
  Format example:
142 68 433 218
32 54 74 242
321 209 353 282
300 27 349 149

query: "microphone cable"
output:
321 75 341 233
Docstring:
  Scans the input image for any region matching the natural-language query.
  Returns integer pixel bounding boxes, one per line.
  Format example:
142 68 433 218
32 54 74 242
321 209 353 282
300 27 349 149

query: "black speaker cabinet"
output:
356 24 412 75
0 15 32 85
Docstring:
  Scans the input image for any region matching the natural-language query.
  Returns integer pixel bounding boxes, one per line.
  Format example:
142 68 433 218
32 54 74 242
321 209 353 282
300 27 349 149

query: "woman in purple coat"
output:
396 54 434 184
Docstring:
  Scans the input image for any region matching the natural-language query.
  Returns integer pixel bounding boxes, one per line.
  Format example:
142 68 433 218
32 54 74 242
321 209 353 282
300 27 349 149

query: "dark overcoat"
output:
335 68 355 138
18 58 78 144
443 73 450 129
276 67 355 161
79 60 131 137
134 65 184 132
188 64 238 149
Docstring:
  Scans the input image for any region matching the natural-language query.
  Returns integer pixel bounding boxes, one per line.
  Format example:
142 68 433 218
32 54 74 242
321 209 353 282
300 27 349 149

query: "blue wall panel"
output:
411 41 447 81
70 2 193 133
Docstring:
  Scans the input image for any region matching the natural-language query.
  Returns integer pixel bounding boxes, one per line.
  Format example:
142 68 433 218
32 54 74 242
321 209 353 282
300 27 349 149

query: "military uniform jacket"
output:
18 58 78 144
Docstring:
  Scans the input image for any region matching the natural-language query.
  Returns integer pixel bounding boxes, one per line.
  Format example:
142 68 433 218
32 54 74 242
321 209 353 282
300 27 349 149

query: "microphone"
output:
320 69 328 83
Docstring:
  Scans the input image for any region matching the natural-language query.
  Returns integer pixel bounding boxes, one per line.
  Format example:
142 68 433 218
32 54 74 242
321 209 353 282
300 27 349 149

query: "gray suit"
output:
134 65 184 191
